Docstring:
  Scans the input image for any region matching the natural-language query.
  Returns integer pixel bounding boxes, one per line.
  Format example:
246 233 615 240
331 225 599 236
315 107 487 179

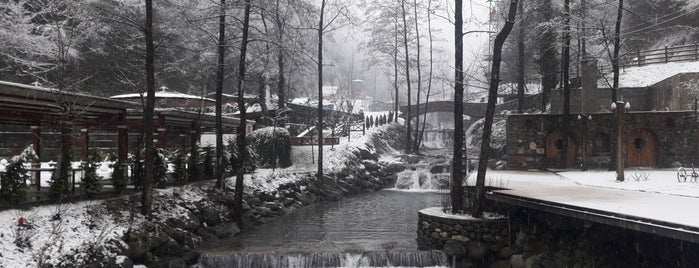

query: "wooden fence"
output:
622 43 699 67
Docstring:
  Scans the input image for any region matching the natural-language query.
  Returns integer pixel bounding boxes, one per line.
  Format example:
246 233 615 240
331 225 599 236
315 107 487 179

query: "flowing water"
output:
200 190 449 268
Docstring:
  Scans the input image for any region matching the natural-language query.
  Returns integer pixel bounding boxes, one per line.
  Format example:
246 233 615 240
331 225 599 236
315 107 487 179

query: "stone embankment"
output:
113 125 406 267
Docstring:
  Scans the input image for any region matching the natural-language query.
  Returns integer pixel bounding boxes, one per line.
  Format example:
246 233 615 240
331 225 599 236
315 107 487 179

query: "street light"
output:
611 101 630 182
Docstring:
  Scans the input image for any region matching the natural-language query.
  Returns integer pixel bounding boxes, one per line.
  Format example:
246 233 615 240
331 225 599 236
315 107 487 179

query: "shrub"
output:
154 148 168 188
247 127 292 168
171 149 188 185
200 146 214 181
187 144 200 181
131 150 144 189
1 146 37 205
388 111 394 123
81 153 102 199
227 139 257 176
110 160 128 194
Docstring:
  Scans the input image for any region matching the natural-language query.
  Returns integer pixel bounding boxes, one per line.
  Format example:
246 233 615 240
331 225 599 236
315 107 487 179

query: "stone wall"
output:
417 209 514 267
505 111 699 170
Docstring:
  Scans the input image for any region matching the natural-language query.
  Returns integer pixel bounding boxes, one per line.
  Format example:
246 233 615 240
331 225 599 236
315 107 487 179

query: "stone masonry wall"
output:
506 111 699 170
417 210 514 267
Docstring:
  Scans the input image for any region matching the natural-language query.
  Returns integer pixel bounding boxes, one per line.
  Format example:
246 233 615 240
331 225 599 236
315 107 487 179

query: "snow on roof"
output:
111 89 215 102
598 61 699 88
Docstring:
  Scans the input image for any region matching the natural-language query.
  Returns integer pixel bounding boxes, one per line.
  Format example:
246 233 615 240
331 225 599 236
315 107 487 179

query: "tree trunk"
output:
317 0 326 179
214 0 226 189
141 0 156 216
400 0 412 154
452 0 465 214
563 0 571 116
412 0 422 153
516 0 525 114
234 0 252 226
418 0 435 148
539 0 557 113
472 0 518 218
393 15 399 123
612 0 623 102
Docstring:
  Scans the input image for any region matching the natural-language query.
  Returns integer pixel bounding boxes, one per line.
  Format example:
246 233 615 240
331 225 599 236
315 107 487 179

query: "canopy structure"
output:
0 81 253 163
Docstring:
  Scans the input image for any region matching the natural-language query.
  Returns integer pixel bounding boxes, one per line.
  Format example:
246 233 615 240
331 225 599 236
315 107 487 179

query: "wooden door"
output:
626 128 658 167
546 130 576 169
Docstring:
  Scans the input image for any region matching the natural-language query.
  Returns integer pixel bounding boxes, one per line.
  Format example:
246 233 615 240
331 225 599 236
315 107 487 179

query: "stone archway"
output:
626 128 659 167
546 130 576 169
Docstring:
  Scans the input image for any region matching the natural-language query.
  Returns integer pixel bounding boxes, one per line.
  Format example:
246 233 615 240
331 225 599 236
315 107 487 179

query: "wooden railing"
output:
290 137 340 146
621 43 699 67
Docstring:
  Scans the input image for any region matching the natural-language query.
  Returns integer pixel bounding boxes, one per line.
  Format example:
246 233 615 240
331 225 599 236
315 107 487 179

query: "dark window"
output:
634 138 645 150
666 118 675 128
593 132 610 153
524 119 535 132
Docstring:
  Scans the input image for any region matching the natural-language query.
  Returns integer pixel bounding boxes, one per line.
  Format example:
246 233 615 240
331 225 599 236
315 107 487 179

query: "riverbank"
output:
0 124 408 267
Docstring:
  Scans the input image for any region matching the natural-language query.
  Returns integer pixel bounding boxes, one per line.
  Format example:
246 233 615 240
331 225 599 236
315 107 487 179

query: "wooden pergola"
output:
0 81 251 165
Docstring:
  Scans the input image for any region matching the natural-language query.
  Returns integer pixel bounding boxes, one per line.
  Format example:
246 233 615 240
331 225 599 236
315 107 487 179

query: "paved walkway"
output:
484 171 699 242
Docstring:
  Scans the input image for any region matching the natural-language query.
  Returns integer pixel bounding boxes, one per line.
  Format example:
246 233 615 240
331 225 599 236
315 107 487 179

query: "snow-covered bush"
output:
227 139 257 176
0 146 36 205
109 154 128 194
171 149 188 185
247 127 292 168
154 148 168 188
81 153 102 198
187 144 200 181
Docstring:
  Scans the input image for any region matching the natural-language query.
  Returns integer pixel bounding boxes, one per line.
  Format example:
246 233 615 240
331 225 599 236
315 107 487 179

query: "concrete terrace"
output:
478 170 699 243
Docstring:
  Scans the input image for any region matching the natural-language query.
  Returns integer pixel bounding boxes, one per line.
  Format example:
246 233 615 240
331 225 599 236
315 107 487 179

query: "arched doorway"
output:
626 128 658 167
546 130 576 169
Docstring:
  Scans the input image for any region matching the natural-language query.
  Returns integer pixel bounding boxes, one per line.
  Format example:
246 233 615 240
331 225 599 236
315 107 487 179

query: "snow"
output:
0 200 128 267
598 61 699 88
110 91 215 102
420 207 504 221
470 169 699 229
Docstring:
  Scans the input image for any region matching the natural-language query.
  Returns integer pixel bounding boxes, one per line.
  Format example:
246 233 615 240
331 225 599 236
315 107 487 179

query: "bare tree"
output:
214 0 227 189
400 0 412 154
141 0 156 216
412 0 423 153
234 0 252 226
473 0 519 218
452 0 465 213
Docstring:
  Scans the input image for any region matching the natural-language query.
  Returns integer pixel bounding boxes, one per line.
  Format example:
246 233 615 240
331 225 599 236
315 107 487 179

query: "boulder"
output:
466 241 488 260
443 240 466 257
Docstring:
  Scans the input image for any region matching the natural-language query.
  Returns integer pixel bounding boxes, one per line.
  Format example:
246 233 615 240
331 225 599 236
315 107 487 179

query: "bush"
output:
154 148 168 188
0 146 36 205
81 153 102 199
200 146 214 181
171 149 188 185
187 144 200 181
131 150 144 189
247 127 292 168
227 139 257 176
110 160 128 194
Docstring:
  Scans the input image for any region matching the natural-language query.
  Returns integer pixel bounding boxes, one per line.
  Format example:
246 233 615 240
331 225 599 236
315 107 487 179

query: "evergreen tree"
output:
109 155 128 194
172 149 188 185
154 148 168 188
0 158 29 206
201 146 215 181
81 153 102 199
188 143 200 181
388 111 394 123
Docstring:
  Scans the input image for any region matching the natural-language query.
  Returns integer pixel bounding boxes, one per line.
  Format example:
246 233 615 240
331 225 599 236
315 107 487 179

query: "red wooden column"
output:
156 114 167 148
156 128 167 148
179 130 187 151
117 125 128 163
31 126 41 190
81 128 89 162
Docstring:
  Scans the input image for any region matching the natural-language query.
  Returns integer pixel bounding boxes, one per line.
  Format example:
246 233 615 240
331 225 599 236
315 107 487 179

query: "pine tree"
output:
154 148 168 188
110 155 128 194
81 153 102 199
201 146 215 181
0 158 29 205
172 149 188 185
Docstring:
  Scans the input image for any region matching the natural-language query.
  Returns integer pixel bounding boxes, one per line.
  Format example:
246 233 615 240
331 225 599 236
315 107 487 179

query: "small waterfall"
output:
395 169 433 190
199 251 449 268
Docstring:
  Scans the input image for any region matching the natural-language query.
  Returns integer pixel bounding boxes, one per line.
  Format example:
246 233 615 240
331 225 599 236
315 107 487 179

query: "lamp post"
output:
611 101 630 182
577 114 592 171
